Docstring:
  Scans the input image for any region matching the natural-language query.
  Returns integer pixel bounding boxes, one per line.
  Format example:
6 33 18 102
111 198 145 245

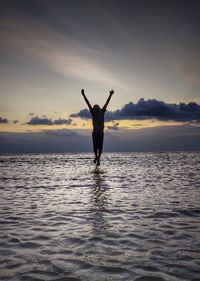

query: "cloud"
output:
70 109 92 119
27 116 53 125
53 118 72 125
0 117 8 123
0 125 200 153
0 8 128 89
104 125 200 152
0 129 90 153
27 116 72 126
70 98 200 122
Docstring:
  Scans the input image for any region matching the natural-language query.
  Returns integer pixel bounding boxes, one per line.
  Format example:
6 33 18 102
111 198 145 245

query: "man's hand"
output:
102 89 114 110
81 89 85 95
109 89 114 95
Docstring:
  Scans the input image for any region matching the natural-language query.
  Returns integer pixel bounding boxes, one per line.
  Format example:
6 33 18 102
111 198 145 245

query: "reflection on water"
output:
0 152 200 281
91 171 109 235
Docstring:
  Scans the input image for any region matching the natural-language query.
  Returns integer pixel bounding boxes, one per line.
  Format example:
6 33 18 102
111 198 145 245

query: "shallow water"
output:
0 152 200 281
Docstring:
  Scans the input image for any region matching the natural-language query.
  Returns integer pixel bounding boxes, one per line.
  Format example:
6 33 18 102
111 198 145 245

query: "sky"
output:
0 0 200 152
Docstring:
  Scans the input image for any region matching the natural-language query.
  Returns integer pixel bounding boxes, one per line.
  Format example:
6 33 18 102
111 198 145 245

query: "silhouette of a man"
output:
81 89 114 166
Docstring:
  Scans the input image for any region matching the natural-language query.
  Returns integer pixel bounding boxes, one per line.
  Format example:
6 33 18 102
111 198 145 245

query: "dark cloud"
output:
27 116 53 125
0 129 90 153
0 125 200 153
27 116 72 125
0 117 8 123
104 125 200 152
70 109 92 119
53 118 72 125
71 98 200 122
45 129 77 137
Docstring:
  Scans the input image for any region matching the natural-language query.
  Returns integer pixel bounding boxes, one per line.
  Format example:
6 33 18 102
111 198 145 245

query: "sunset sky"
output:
0 0 200 152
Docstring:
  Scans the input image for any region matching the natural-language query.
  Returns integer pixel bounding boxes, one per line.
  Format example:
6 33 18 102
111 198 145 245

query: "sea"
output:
0 152 200 281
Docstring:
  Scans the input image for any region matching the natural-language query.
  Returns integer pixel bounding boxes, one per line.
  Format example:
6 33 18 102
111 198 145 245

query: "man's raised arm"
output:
81 89 92 112
102 89 114 111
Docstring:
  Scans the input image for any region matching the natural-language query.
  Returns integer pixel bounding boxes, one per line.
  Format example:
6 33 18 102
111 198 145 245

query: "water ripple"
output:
0 152 200 281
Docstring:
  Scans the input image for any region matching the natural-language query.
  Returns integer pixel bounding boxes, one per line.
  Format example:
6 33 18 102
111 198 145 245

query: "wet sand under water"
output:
0 152 200 281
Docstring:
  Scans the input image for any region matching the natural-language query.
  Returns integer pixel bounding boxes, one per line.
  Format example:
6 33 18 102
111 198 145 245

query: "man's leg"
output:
97 132 104 166
92 132 98 163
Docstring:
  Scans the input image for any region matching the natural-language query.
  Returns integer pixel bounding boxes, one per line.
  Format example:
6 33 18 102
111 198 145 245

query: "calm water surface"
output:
0 153 200 281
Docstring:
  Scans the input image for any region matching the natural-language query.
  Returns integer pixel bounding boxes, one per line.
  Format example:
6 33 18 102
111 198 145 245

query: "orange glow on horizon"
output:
0 118 188 133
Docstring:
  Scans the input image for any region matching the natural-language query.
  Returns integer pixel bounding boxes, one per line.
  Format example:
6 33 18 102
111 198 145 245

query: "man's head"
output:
93 104 100 110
